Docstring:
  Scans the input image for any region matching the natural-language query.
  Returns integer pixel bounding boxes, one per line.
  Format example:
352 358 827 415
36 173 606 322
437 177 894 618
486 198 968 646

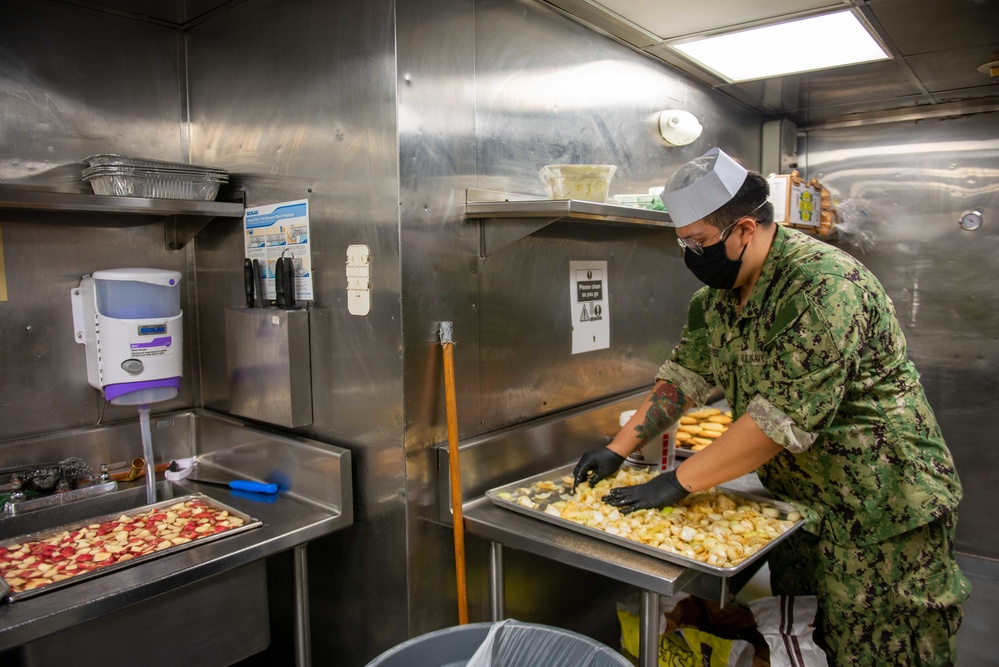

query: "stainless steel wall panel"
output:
186 1 404 439
398 0 763 643
396 0 482 642
803 112 999 558
185 1 407 665
474 225 684 429
0 2 186 188
0 222 195 436
404 0 762 448
0 0 194 441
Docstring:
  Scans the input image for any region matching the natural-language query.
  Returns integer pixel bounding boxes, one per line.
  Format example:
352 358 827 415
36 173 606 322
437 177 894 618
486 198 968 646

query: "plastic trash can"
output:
366 620 631 667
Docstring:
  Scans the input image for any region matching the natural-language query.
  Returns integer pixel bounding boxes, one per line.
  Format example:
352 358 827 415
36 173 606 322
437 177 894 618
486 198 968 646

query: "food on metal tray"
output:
498 469 799 568
678 407 734 452
0 498 245 594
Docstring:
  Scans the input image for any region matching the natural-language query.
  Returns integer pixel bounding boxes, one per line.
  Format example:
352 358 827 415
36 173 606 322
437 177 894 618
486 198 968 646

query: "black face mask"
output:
684 236 747 289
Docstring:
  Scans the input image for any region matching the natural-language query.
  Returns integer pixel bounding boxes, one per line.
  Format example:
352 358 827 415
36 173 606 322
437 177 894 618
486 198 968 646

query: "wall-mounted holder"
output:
346 244 371 316
225 307 312 428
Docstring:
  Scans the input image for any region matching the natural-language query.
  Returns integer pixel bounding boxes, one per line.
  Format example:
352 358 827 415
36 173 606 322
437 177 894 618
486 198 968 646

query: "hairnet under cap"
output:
660 147 748 227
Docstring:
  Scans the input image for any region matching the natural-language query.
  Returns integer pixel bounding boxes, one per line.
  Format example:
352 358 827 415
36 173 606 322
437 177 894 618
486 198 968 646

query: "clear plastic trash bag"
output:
466 619 630 667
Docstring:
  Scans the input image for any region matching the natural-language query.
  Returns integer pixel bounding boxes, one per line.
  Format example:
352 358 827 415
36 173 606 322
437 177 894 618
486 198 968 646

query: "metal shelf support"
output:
464 188 674 257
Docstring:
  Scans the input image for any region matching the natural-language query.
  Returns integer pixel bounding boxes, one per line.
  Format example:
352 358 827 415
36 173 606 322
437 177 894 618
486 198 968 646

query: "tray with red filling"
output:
0 494 260 602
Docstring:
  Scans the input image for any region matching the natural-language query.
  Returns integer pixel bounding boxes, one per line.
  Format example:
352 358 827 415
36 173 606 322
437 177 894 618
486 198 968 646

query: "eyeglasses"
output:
676 220 739 256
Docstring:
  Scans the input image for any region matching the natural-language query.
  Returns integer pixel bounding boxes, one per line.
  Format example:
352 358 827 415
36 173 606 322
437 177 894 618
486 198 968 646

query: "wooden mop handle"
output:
441 322 469 625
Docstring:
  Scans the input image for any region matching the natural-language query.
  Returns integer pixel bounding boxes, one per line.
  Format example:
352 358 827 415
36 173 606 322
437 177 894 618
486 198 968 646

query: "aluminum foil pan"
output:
83 167 226 200
84 154 228 175
0 493 260 602
82 165 229 180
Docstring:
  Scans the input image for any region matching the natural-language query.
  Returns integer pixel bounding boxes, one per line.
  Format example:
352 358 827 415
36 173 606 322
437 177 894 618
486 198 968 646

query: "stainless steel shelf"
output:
0 186 245 250
465 188 673 256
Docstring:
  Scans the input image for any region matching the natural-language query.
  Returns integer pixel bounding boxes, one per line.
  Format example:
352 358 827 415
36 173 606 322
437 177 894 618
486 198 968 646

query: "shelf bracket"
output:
479 216 560 258
164 214 208 251
466 189 673 258
163 191 245 250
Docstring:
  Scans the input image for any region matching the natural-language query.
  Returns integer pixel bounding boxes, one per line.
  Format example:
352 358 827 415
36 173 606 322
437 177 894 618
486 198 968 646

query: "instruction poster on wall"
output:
244 198 314 302
570 260 609 354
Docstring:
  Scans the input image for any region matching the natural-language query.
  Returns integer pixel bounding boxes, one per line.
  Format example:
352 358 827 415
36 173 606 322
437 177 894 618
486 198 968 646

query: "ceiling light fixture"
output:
670 10 890 83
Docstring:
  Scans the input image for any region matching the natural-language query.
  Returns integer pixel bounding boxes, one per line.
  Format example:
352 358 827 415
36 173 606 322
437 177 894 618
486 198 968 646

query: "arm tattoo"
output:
633 383 687 446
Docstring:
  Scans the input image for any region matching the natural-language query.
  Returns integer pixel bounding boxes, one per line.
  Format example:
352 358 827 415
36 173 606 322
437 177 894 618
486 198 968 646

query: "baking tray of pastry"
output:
0 494 259 602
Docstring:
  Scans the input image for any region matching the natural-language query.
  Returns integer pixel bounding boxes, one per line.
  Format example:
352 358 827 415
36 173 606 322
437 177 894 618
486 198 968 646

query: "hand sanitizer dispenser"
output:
72 268 183 406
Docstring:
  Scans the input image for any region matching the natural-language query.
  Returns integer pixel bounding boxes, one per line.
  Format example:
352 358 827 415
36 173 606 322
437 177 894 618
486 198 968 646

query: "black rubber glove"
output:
572 447 625 491
602 469 689 514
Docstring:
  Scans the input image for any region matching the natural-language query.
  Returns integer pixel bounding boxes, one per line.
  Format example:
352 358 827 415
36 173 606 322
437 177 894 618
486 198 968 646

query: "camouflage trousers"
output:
768 513 971 666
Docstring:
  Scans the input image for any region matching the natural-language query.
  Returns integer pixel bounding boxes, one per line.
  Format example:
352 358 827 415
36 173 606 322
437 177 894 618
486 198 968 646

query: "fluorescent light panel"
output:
671 10 890 82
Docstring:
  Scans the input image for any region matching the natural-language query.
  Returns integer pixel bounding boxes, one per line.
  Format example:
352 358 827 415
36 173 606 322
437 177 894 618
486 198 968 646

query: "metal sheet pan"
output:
0 493 261 602
485 464 803 577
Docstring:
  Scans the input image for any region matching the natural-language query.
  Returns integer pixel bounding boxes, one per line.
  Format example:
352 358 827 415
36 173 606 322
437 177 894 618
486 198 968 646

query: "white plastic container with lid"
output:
620 409 678 472
538 164 617 202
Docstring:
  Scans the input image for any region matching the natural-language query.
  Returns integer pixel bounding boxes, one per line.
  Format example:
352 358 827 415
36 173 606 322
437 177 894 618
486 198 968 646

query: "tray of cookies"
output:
675 405 733 457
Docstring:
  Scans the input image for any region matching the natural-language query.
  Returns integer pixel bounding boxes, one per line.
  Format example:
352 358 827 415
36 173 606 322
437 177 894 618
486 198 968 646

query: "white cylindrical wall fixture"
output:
659 110 703 146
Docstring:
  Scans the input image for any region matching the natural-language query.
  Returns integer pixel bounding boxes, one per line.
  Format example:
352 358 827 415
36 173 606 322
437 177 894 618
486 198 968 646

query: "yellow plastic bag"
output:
617 606 755 667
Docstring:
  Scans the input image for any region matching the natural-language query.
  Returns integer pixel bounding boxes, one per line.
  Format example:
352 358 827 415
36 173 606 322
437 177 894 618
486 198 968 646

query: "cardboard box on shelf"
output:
767 171 821 229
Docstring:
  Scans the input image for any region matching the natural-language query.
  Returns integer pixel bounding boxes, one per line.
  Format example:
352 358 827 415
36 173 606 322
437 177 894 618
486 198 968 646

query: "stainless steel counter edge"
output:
0 483 348 649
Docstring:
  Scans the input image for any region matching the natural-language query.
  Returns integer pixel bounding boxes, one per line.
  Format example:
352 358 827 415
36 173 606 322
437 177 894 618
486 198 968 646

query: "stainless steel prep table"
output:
462 471 771 667
0 484 344 644
0 409 352 667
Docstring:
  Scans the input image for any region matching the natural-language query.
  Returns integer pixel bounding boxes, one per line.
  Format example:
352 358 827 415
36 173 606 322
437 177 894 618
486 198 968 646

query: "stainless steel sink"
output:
0 480 180 541
0 407 353 667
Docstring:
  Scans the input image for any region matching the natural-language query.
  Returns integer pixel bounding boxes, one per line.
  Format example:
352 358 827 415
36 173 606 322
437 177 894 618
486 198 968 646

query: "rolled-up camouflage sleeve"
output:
656 360 716 407
747 394 817 453
752 280 869 449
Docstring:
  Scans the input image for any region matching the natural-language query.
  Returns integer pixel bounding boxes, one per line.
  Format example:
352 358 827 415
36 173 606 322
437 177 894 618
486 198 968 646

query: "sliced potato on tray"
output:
501 468 799 568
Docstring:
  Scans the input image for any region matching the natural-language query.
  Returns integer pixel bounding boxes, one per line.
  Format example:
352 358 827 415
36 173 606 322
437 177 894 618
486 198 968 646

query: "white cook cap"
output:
660 147 748 228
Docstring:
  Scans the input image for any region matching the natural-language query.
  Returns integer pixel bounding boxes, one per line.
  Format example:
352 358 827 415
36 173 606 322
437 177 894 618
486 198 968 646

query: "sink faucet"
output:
2 476 26 515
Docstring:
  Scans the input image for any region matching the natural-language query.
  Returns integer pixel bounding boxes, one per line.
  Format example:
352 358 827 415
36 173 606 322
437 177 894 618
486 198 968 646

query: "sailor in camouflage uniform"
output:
573 148 970 666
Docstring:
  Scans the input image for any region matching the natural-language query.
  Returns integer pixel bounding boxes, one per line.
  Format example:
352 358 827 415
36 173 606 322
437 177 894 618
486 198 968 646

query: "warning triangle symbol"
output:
580 305 590 322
